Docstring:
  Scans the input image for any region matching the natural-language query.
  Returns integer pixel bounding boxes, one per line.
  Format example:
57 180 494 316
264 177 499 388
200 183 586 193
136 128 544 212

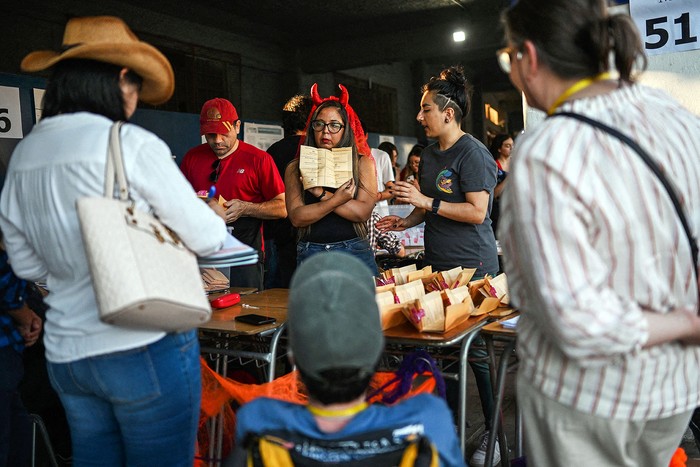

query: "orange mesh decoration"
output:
669 447 687 467
196 357 441 465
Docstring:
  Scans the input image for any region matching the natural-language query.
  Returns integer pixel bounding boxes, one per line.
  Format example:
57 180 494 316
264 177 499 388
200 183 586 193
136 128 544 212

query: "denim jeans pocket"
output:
91 347 162 404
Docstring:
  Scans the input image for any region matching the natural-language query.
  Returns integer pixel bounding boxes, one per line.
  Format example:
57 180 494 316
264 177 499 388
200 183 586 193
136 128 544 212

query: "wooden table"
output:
481 313 520 467
383 314 491 456
199 288 289 384
198 288 289 467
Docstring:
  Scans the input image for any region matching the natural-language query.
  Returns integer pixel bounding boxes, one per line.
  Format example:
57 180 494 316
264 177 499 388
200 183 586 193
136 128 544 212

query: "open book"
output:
299 145 353 190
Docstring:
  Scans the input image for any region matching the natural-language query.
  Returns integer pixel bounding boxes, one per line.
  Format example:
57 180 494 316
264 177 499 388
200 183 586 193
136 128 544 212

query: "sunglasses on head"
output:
210 159 221 183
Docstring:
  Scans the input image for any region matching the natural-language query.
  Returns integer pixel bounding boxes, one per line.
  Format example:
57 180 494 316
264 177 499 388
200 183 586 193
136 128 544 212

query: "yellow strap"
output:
249 437 293 466
547 72 611 115
306 401 368 418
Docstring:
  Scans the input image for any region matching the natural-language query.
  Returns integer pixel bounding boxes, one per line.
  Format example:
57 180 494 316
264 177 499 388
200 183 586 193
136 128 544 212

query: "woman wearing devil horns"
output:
285 84 379 274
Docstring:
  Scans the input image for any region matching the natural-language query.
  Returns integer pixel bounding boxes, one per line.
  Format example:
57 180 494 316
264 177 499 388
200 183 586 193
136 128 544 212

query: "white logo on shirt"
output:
392 424 425 438
237 169 245 174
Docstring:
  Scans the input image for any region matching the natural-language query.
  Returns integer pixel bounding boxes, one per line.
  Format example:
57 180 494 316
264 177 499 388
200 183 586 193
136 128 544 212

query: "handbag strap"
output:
104 121 129 201
551 111 699 276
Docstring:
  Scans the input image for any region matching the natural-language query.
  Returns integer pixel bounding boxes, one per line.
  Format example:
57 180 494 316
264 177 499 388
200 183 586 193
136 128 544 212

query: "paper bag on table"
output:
468 277 488 307
406 265 433 283
443 285 472 307
441 266 463 287
379 304 409 330
443 286 474 329
394 279 425 303
472 297 501 316
445 302 473 330
450 268 477 289
376 290 405 330
422 271 451 292
385 264 417 286
484 273 509 305
401 291 444 332
375 283 395 294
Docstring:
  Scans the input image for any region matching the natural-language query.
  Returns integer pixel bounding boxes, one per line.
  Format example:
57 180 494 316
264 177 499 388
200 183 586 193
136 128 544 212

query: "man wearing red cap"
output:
181 98 286 289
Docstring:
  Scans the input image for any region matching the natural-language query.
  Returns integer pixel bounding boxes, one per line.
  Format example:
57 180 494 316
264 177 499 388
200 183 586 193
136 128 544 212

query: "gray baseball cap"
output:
288 252 384 381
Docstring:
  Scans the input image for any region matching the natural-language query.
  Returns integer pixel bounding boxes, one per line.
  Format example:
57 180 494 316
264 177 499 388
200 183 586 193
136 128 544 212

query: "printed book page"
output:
299 145 353 190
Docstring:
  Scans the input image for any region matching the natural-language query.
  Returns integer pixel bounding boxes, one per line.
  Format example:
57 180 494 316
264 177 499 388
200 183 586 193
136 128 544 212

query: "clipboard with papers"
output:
197 233 258 268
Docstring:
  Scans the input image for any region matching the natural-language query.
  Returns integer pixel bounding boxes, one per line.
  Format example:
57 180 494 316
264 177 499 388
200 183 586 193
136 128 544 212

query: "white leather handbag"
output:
77 122 211 331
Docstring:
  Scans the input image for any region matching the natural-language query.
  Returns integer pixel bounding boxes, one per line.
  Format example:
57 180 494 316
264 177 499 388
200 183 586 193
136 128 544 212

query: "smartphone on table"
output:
234 314 276 325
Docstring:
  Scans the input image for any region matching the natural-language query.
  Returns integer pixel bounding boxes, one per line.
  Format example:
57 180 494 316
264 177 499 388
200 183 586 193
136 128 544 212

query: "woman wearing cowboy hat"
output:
0 16 228 466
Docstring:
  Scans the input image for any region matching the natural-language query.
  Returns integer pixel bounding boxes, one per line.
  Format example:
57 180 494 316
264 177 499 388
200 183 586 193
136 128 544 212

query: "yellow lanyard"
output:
547 72 611 115
307 401 368 418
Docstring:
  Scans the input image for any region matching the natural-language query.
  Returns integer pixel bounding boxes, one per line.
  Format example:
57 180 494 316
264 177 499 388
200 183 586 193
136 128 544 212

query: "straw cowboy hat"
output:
21 16 174 105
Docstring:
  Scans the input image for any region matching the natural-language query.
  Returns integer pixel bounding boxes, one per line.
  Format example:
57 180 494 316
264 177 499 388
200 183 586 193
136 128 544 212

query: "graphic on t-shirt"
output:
436 169 454 194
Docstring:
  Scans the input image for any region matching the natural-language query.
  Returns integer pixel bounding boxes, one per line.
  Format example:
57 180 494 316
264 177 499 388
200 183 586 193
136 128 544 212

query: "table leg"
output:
458 328 483 455
485 338 516 467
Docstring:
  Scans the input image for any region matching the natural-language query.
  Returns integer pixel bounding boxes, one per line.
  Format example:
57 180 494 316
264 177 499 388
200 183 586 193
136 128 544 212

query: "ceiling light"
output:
453 30 466 42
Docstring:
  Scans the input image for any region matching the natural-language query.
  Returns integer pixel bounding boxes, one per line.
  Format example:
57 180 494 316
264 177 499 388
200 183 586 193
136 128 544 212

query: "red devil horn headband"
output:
311 83 323 106
338 84 349 106
306 82 371 157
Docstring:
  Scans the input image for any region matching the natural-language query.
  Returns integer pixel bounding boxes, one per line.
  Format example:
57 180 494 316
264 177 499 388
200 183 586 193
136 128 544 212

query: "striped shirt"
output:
368 211 403 256
499 83 700 421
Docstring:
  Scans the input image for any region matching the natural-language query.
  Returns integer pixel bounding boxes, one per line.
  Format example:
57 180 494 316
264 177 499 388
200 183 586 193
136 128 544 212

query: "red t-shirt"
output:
180 141 285 204
181 141 285 250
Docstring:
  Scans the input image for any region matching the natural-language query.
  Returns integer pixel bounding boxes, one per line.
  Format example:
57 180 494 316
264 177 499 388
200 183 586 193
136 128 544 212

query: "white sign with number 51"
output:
0 85 23 139
630 0 699 56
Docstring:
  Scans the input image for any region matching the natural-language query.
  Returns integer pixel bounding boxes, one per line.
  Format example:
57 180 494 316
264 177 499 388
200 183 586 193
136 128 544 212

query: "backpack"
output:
244 427 439 467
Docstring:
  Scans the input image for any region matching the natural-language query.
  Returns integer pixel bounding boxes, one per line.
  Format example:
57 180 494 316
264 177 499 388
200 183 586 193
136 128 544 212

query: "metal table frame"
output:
383 316 489 455
482 319 521 467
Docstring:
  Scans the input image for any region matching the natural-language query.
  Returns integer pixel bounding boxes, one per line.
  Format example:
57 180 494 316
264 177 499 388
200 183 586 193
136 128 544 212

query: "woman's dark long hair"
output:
297 100 367 239
503 0 646 82
489 134 511 160
43 59 143 121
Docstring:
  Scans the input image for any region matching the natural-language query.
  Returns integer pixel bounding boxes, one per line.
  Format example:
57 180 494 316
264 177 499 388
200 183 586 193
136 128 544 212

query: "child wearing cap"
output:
230 252 466 466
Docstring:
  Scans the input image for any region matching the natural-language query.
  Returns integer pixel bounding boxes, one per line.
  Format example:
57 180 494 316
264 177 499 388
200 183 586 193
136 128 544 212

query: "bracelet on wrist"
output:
431 198 441 214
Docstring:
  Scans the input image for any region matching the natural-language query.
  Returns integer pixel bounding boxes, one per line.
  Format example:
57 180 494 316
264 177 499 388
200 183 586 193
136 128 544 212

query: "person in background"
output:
488 133 513 236
0 16 229 466
181 98 286 290
367 211 405 259
399 144 423 185
498 1 700 465
371 145 395 215
378 141 399 180
377 65 499 466
0 240 41 467
264 94 313 288
231 252 465 466
285 84 378 274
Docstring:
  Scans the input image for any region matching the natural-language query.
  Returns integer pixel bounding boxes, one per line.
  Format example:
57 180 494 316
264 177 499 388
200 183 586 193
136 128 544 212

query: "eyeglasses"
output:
310 120 345 134
496 46 523 74
209 159 221 183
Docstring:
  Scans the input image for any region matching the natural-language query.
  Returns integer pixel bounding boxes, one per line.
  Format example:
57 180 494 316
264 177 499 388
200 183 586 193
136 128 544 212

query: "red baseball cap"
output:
200 98 239 135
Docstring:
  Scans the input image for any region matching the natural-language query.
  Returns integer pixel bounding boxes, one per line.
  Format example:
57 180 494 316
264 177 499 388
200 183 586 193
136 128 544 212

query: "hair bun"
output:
440 65 467 87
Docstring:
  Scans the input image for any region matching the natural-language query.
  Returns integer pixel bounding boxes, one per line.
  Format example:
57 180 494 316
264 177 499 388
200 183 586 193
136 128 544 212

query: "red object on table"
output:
210 293 241 308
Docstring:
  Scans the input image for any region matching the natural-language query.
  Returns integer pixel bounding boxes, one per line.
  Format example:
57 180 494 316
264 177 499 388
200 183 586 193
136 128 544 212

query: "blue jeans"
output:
47 331 201 467
297 237 378 276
